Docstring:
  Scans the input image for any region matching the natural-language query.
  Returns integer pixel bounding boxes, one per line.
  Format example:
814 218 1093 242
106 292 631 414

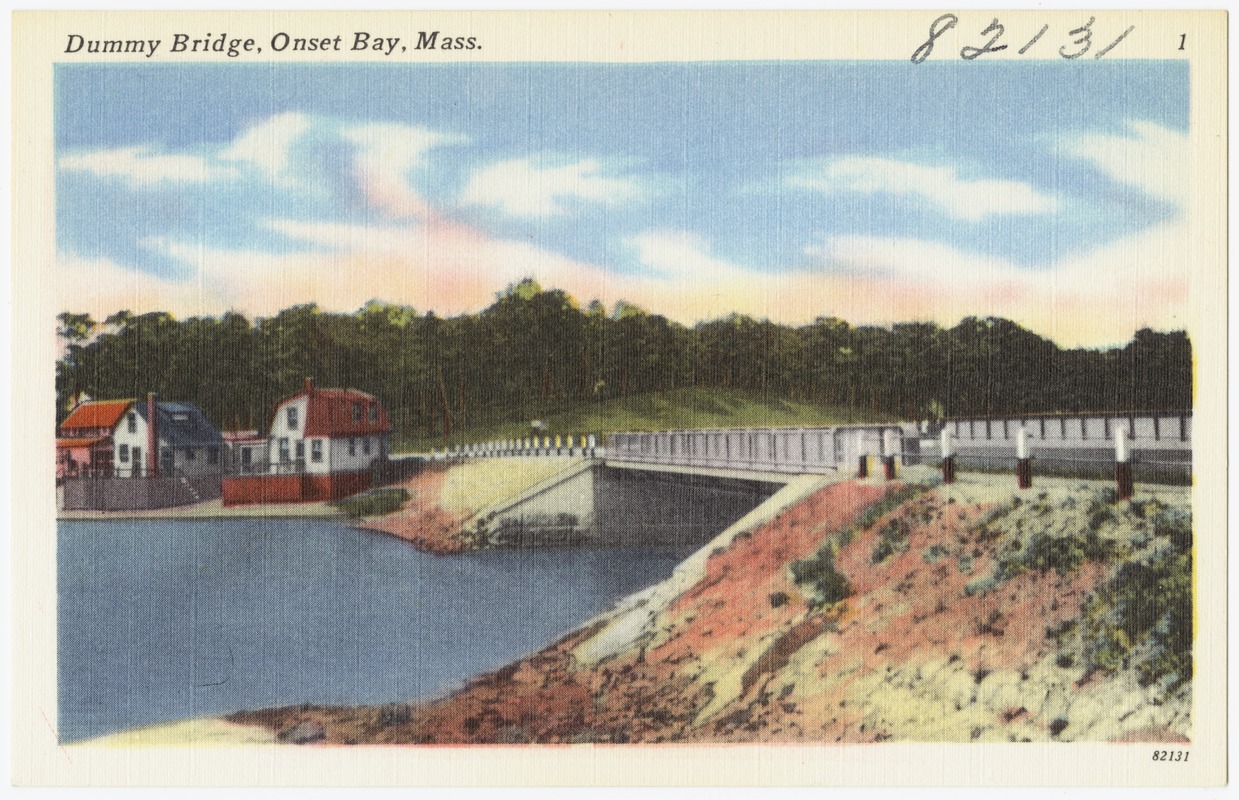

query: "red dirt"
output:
359 469 473 555
226 479 1184 745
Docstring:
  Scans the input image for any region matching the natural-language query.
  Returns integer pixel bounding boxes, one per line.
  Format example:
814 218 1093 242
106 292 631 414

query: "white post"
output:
1115 426 1130 464
881 429 898 480
1016 426 1032 489
940 427 956 483
856 431 869 478
1114 425 1133 499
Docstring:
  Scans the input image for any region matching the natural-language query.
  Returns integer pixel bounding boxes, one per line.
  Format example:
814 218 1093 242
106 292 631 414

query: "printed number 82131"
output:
1152 750 1190 762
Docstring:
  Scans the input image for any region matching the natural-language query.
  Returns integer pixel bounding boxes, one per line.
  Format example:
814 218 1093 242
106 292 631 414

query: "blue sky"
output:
56 60 1188 347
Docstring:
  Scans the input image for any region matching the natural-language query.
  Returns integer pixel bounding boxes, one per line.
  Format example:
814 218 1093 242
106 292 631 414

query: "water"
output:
58 518 693 743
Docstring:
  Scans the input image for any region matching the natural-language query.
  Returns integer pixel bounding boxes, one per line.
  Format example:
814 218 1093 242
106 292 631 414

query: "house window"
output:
368 405 377 424
352 404 362 423
363 437 371 455
295 441 305 461
348 437 356 456
208 447 219 465
287 406 299 430
279 438 290 462
127 413 136 433
119 444 130 463
311 439 323 463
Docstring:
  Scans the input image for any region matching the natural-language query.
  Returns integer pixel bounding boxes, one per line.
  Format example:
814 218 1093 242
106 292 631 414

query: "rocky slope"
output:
232 472 1193 745
359 458 582 553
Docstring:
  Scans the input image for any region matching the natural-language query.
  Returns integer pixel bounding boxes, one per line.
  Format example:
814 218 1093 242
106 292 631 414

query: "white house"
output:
110 396 225 478
262 377 392 492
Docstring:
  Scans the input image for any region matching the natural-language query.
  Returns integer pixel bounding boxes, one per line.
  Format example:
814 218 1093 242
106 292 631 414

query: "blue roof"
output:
136 401 224 448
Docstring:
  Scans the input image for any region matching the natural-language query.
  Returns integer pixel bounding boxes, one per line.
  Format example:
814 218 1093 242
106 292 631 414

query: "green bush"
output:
1153 506 1192 552
871 518 911 564
1080 549 1193 690
332 487 410 518
790 545 853 608
997 533 1082 579
853 485 925 532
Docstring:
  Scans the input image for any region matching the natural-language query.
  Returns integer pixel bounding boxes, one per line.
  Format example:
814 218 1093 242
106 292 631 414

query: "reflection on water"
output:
58 518 692 743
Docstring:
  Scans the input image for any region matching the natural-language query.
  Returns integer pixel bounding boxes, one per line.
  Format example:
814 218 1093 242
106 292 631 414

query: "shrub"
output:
790 545 853 608
1080 549 1193 691
997 532 1082 579
1153 506 1192 552
922 544 950 564
871 518 911 564
332 487 410 518
853 485 925 532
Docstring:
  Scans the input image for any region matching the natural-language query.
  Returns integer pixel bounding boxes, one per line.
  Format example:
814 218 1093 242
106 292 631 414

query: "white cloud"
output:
344 122 457 175
59 146 234 187
57 252 222 320
805 219 1188 348
789 157 1059 220
1061 120 1188 206
218 112 311 183
62 214 1187 350
461 157 645 217
343 123 464 220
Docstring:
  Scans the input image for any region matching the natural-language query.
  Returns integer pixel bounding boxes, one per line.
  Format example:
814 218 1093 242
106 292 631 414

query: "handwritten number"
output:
1179 33 1187 50
1060 16 1095 59
961 18 1009 60
1095 25 1135 59
913 14 1137 62
1018 24 1049 55
911 13 958 63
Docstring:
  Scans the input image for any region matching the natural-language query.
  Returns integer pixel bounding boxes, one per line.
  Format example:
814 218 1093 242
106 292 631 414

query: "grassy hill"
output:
395 388 882 453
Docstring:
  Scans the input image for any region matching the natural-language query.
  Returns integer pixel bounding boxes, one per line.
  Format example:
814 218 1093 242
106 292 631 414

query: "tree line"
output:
56 278 1193 442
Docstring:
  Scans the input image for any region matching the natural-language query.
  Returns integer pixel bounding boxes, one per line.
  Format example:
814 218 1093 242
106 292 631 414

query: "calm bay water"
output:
58 518 692 743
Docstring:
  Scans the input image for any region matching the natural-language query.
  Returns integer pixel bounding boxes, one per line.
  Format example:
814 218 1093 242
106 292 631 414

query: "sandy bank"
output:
219 471 1192 745
359 457 586 554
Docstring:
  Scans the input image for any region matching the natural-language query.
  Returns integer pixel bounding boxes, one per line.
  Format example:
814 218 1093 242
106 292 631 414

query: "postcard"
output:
11 9 1227 787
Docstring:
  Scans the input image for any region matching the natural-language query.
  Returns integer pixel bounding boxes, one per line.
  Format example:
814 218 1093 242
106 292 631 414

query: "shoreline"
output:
57 497 344 522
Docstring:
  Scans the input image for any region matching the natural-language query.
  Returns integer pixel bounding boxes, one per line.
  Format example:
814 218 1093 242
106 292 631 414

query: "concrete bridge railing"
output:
606 425 906 475
429 434 602 461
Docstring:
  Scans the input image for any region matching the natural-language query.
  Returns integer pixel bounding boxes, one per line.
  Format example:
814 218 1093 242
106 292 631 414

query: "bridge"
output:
423 423 908 478
408 413 1192 548
420 411 1192 481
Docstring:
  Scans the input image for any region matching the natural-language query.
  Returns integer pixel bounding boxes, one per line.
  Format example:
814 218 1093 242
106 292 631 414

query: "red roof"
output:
61 399 135 431
56 437 108 449
276 387 392 437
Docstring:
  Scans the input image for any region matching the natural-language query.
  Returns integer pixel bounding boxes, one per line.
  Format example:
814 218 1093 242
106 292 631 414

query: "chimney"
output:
146 392 158 478
304 376 315 394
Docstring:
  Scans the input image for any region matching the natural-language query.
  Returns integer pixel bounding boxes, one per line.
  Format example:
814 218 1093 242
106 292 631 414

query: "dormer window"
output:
287 406 299 430
367 405 377 424
352 403 362 423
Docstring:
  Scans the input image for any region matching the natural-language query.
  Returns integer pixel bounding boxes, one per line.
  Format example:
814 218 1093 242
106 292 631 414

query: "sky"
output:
56 60 1189 348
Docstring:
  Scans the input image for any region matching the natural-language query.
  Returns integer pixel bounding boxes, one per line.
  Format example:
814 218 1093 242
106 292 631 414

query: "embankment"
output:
359 458 585 553
230 473 1193 744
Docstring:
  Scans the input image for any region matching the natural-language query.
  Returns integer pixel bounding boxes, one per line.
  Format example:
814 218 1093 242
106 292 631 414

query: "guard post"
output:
882 429 898 481
1115 426 1134 500
940 426 956 484
1016 427 1032 490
